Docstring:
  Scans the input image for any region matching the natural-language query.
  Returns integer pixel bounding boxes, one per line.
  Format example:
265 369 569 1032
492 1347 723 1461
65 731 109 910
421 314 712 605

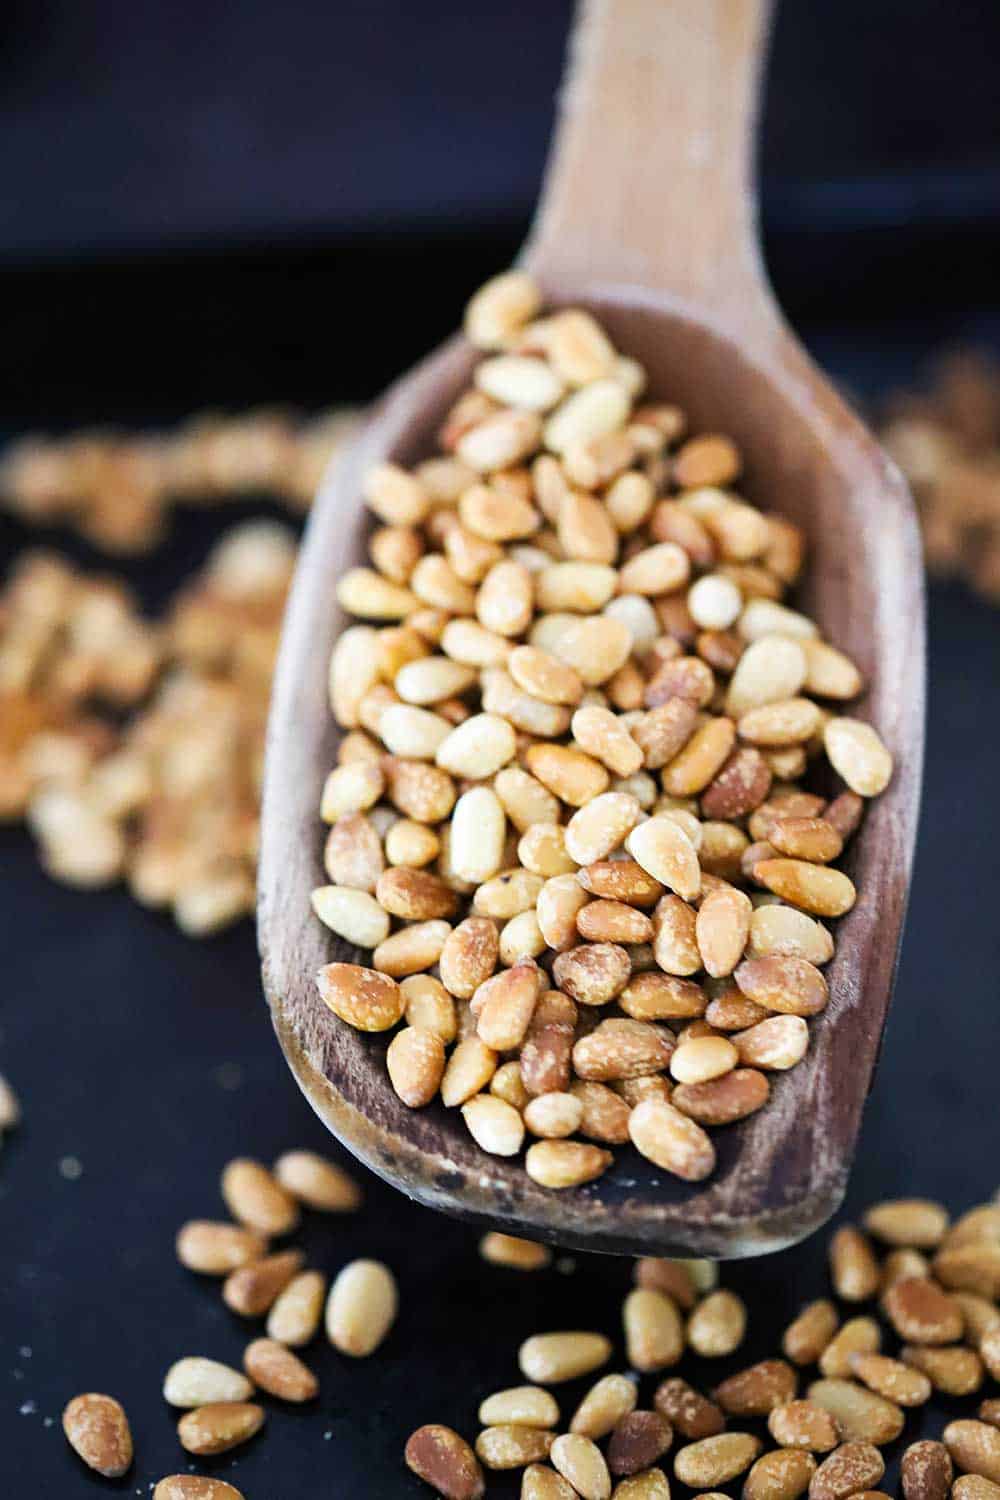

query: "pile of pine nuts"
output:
880 350 1000 603
1 522 296 933
408 1191 1000 1500
0 405 360 552
62 1171 1000 1498
314 270 895 1189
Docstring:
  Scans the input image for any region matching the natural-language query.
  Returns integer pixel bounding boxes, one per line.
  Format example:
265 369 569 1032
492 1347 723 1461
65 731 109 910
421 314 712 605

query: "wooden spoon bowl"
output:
259 0 924 1257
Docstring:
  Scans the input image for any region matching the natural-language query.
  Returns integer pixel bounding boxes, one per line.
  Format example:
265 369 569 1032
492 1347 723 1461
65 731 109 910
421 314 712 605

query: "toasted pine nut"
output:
624 1287 685 1372
688 1290 748 1358
628 1098 716 1181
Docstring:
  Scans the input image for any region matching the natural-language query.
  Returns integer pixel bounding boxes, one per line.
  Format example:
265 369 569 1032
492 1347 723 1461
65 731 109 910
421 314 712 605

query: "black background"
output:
2 0 1000 1494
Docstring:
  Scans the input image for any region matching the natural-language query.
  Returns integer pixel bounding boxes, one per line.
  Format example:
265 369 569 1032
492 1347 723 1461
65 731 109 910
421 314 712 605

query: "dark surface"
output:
3 0 1000 260
1 315 999 1494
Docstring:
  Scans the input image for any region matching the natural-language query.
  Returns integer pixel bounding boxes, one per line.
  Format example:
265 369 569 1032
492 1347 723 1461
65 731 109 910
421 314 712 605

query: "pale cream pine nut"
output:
221 1158 299 1237
550 1433 612 1500
696 886 752 977
475 353 565 411
363 462 430 525
739 599 818 642
371 524 424 584
624 1286 685 1372
395 655 476 706
520 1331 613 1384
674 1433 763 1488
744 1448 817 1500
457 409 543 473
325 1259 398 1357
441 1037 498 1107
524 1091 584 1138
726 634 808 715
480 1232 552 1270
510 644 585 705
824 718 894 797
748 904 834 965
862 1198 949 1248
477 558 535 636
536 873 590 950
688 574 742 630
626 816 701 901
482 667 572 737
572 705 644 777
806 1380 904 1445
556 617 636 689
450 786 506 884
518 824 576 877
319 760 384 821
544 378 630 454
670 1035 739 1085
801 639 864 699
464 269 541 349
476 1425 555 1469
176 1221 267 1276
177 1402 265 1456
499 909 546 964
385 818 440 868
387 1026 446 1107
410 552 478 613
494 764 560 830
379 702 452 759
830 1226 882 1301
459 480 540 542
478 1385 560 1428
337 566 417 619
565 791 643 865
162 1356 254 1408
311 885 391 947
570 1373 638 1441
605 592 659 653
687 1289 747 1357
819 1317 881 1378
525 1139 613 1187
738 697 823 747
474 868 545 920
652 894 701 975
604 471 655 535
316 962 404 1030
489 1060 529 1111
441 619 513 669
329 624 381 728
536 560 618 612
849 1353 932 1407
629 1098 716 1181
547 309 618 384
435 712 517 777
754 859 857 918
267 1270 327 1347
462 1093 525 1156
619 541 691 595
558 489 620 564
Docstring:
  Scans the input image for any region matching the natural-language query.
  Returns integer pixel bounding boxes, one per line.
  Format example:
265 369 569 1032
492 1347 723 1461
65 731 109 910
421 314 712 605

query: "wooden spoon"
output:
259 0 924 1257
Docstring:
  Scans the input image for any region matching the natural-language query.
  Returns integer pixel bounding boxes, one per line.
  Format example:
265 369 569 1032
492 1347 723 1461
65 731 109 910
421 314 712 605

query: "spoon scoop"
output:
259 0 924 1257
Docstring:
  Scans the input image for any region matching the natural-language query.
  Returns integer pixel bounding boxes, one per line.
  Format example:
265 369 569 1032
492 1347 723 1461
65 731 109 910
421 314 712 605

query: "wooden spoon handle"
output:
526 0 775 332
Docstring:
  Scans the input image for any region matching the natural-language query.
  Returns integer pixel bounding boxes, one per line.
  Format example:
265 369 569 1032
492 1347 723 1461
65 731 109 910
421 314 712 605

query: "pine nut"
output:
163 1357 253 1408
624 1287 685 1372
550 1433 612 1499
519 1331 613 1384
806 1380 904 1444
243 1338 318 1402
688 1290 748 1357
266 1269 327 1346
177 1402 265 1456
629 1098 716 1181
809 1443 885 1500
479 1232 551 1270
830 1227 882 1301
818 1317 881 1378
325 1259 398 1357
572 1374 639 1439
223 1249 304 1317
745 1448 817 1500
405 1423 486 1499
769 1400 841 1452
654 1377 726 1438
62 1393 133 1477
176 1220 267 1275
674 1433 763 1488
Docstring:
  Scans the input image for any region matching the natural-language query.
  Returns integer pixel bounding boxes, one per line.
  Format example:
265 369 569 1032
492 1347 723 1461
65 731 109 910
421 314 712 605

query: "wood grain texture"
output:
258 0 925 1257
